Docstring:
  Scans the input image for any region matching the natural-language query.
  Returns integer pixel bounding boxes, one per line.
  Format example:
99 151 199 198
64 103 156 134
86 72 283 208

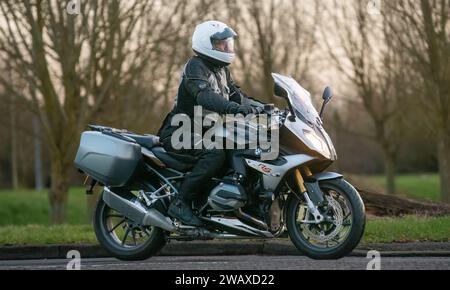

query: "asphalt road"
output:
1 255 449 270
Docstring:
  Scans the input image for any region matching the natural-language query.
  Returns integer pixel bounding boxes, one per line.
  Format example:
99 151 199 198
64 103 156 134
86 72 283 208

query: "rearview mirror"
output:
322 86 333 103
319 86 333 119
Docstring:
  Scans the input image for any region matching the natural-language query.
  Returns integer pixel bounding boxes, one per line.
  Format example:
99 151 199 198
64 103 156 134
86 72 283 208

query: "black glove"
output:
239 105 268 116
236 105 256 116
226 103 251 116
226 103 265 116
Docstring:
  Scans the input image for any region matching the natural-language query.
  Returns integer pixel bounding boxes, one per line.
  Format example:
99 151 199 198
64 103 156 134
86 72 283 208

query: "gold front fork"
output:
294 167 324 223
294 167 313 193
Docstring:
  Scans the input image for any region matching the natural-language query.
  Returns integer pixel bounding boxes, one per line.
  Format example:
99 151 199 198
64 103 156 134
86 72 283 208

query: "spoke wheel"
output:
105 207 156 250
295 189 353 250
286 178 366 260
93 190 166 261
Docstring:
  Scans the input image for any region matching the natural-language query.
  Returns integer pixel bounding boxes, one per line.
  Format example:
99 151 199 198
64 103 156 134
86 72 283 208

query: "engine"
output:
208 182 247 212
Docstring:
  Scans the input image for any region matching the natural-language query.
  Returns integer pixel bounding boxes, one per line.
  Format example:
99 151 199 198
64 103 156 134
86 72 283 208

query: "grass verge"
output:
0 216 448 246
370 174 440 202
0 225 97 246
0 188 89 226
349 174 441 202
363 216 450 243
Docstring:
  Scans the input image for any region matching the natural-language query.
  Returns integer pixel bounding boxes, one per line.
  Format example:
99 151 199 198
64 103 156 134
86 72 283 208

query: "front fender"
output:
311 172 343 182
301 172 343 206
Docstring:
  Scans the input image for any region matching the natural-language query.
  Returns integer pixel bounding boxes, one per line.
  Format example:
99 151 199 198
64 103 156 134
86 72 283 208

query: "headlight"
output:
303 130 331 157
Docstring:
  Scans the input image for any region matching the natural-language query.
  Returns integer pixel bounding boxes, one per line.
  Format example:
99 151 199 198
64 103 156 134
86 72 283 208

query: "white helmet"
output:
192 21 238 65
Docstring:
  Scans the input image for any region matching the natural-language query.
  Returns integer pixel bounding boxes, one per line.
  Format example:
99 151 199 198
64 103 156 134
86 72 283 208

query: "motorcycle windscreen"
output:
272 73 337 160
272 73 320 127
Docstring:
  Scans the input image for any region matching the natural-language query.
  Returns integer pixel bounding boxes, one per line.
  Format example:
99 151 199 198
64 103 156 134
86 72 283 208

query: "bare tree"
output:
222 0 318 103
384 0 450 203
0 0 177 223
322 0 408 194
109 0 218 133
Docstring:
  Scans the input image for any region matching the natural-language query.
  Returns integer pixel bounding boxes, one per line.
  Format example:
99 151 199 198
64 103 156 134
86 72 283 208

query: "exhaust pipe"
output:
102 187 177 232
235 209 269 231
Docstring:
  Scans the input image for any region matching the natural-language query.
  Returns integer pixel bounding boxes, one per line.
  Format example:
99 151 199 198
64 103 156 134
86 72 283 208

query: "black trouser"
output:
164 143 226 202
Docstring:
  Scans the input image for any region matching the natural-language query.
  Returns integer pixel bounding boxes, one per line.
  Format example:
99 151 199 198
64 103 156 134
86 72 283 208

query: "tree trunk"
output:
9 69 19 190
437 131 450 204
383 150 396 195
33 116 44 191
49 156 70 224
10 104 19 190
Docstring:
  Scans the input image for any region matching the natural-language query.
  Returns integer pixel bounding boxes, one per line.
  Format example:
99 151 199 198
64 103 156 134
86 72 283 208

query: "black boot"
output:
168 198 203 227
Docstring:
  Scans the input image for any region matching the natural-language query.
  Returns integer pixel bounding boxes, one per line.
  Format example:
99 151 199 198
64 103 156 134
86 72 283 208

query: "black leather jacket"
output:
158 55 263 143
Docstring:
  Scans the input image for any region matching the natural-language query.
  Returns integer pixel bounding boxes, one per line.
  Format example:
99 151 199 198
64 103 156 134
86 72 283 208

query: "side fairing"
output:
245 154 316 191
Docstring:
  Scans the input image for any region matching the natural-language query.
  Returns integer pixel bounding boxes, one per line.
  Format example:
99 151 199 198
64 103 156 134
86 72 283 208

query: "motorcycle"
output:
74 73 366 261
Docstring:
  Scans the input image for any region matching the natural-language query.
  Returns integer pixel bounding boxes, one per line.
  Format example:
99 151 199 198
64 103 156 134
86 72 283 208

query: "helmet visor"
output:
212 37 235 53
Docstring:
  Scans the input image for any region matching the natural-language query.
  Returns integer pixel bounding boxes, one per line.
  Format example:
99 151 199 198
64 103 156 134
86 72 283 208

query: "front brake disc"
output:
300 195 344 243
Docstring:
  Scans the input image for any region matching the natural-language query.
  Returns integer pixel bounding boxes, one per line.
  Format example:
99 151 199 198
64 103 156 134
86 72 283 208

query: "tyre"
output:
93 193 166 261
286 178 366 260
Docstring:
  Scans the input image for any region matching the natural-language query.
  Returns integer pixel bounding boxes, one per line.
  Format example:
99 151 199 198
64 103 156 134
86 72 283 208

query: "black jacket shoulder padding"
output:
183 57 212 82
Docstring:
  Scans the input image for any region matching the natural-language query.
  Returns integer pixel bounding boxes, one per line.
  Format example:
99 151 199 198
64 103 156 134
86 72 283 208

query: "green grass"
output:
0 216 448 246
0 174 442 227
350 174 441 202
0 188 89 226
0 225 97 246
363 216 450 243
0 186 448 245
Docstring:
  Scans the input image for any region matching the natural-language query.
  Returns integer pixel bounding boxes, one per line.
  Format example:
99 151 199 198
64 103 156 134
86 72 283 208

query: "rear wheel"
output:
93 192 166 261
286 178 366 260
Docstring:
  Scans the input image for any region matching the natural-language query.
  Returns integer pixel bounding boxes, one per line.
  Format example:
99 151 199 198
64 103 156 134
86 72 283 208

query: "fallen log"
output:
356 187 450 217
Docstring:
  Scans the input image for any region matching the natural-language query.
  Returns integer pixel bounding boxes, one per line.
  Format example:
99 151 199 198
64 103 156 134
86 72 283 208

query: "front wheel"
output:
286 178 366 260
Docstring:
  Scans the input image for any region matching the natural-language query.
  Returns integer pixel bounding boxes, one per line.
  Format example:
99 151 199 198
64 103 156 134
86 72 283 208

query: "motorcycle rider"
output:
158 21 264 226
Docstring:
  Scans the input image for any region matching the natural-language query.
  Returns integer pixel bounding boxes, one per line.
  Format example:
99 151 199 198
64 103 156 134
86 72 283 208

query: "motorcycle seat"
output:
125 134 161 150
151 147 196 172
